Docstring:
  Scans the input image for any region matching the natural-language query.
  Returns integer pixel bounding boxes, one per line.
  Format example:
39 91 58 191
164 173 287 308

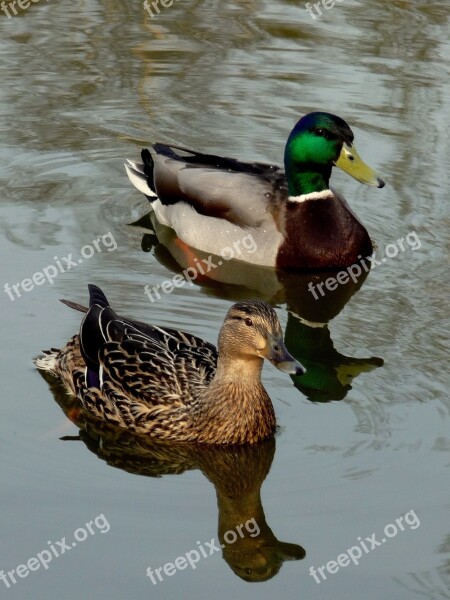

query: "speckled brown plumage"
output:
35 285 304 444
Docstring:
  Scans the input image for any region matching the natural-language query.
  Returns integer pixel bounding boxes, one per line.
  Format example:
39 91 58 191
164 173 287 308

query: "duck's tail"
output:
34 285 110 376
124 148 158 200
34 348 61 373
87 284 109 308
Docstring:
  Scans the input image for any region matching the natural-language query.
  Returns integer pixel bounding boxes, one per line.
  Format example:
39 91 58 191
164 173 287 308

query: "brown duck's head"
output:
218 301 305 376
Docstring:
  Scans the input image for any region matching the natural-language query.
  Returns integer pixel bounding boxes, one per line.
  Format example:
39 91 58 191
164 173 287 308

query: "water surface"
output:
0 1 449 599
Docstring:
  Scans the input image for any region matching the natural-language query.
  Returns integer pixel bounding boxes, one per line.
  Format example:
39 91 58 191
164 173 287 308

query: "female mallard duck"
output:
125 111 384 270
35 285 304 445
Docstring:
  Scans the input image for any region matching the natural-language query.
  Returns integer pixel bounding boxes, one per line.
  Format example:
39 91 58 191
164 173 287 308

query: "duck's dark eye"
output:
245 317 253 326
315 127 334 140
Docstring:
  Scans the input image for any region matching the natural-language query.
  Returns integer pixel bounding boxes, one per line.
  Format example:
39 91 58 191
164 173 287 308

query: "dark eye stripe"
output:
229 314 254 326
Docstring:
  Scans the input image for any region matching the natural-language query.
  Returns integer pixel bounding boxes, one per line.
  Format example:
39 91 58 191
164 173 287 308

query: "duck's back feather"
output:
78 286 218 412
126 145 288 228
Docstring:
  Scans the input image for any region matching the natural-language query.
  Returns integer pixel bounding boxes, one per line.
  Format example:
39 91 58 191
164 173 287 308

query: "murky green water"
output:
1 1 449 599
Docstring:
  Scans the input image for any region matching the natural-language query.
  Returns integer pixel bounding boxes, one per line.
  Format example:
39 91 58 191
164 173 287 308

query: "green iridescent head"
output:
284 112 384 196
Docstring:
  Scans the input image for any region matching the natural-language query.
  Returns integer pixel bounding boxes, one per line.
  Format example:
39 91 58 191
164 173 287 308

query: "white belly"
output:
152 199 282 267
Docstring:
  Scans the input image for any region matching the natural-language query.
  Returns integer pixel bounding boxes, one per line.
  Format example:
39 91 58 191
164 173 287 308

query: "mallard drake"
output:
35 285 304 445
125 111 384 270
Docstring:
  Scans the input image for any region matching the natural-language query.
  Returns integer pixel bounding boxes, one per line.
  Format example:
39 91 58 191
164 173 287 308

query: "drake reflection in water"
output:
135 218 383 401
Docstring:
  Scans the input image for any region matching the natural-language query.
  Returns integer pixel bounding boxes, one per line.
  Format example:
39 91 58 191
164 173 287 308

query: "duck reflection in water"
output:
135 218 383 401
40 372 306 582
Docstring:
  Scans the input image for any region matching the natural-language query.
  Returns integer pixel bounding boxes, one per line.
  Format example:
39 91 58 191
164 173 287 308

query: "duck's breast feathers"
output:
132 144 288 228
277 190 372 270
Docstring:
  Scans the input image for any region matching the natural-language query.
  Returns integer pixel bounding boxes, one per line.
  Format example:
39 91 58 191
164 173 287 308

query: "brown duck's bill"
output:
267 337 306 376
335 142 385 188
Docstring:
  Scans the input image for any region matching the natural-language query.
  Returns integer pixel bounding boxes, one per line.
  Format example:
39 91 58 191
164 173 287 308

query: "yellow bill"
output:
335 142 385 188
